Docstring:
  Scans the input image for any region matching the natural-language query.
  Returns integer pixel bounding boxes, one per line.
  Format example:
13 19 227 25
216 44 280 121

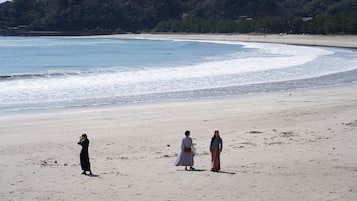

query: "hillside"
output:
0 0 356 35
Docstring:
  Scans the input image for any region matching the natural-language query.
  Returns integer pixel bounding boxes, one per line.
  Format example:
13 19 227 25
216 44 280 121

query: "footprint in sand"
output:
268 141 283 145
280 131 295 138
40 159 60 167
343 120 357 127
249 131 263 134
239 142 257 147
156 154 176 159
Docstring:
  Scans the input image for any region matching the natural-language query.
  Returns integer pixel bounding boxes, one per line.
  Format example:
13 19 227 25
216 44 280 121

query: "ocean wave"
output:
0 72 83 81
1 69 357 113
1 37 357 113
0 42 336 83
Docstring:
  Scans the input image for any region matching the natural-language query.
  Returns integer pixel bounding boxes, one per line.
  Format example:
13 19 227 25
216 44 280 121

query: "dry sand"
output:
0 34 357 201
99 33 357 48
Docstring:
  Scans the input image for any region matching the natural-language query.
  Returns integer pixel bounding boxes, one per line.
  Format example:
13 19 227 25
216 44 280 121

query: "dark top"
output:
210 137 223 152
78 139 89 154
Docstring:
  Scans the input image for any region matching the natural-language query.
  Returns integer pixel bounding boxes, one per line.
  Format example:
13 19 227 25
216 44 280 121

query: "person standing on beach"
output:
175 130 195 171
78 133 93 175
210 130 223 172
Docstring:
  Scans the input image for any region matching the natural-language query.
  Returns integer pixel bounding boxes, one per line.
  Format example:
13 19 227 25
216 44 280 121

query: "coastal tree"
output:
0 0 356 34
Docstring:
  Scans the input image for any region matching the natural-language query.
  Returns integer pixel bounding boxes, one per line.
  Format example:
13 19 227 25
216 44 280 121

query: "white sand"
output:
97 33 357 48
1 34 357 201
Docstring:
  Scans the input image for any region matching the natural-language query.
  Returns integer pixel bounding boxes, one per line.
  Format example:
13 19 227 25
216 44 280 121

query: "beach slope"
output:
0 83 356 201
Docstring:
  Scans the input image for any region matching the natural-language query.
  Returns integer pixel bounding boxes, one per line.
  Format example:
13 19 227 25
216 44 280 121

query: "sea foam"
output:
0 37 356 112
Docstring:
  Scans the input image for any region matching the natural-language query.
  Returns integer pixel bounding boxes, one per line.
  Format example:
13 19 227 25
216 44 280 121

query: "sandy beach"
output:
1 34 357 201
99 33 357 49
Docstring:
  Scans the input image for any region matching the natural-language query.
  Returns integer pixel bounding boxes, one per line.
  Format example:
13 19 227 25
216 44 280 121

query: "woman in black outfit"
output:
78 134 93 175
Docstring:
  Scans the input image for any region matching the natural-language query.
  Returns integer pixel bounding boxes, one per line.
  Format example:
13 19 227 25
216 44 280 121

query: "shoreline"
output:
1 81 356 118
2 34 357 115
92 33 357 49
2 33 357 49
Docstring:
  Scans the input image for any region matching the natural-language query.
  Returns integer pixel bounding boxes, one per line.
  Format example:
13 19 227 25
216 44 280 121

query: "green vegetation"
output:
0 0 356 35
155 11 357 34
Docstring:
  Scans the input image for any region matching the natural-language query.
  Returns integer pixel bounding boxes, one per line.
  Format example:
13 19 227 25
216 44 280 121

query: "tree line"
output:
154 11 357 34
0 0 356 35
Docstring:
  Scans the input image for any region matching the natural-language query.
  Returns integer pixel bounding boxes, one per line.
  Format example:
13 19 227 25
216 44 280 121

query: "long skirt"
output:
211 148 220 171
175 151 194 167
80 152 91 171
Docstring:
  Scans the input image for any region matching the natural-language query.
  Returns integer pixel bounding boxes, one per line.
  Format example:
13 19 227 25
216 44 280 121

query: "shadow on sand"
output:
86 174 100 177
176 169 206 172
176 169 236 174
213 170 236 175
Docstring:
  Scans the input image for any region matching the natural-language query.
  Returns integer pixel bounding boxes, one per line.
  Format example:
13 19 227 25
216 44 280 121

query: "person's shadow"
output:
188 168 205 172
176 169 236 174
86 174 100 177
176 168 206 172
213 170 236 175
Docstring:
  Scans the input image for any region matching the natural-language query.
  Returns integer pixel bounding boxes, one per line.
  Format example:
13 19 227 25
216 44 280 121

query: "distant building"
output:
302 17 313 22
7 25 29 31
238 16 253 21
181 13 192 20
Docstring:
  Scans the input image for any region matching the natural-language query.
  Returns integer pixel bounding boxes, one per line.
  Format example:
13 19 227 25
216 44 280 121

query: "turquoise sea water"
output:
0 36 356 113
